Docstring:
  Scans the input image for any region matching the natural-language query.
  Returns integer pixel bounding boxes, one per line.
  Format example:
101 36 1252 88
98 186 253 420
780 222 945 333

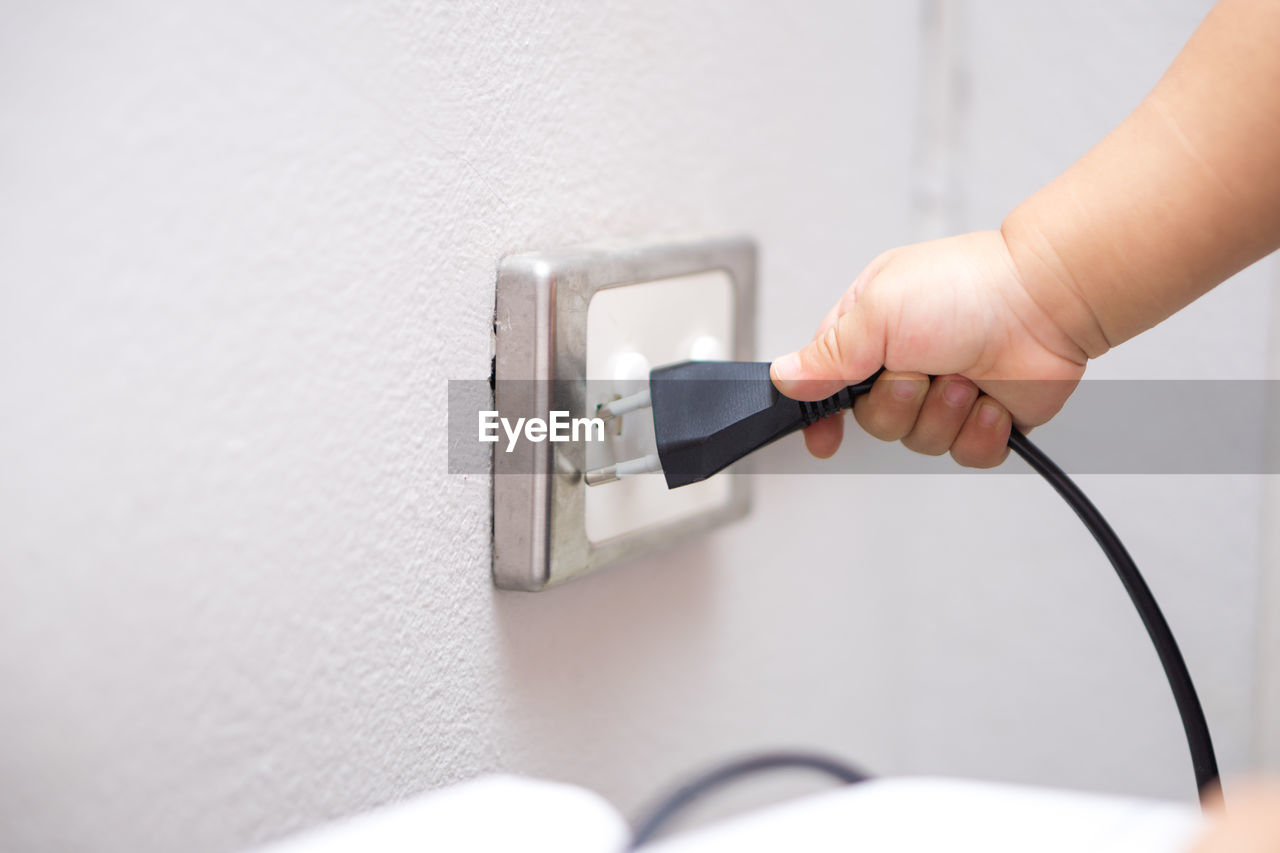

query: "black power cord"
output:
598 362 1221 846
628 751 870 849
1007 427 1219 797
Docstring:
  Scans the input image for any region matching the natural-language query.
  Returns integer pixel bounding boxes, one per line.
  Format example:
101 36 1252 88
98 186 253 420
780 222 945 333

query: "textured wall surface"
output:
0 2 1274 852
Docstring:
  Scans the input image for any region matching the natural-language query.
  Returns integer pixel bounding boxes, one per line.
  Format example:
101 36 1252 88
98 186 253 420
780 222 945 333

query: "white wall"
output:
1 2 1273 852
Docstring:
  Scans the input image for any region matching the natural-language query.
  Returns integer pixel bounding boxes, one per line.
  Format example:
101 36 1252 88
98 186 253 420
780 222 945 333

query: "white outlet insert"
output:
584 272 734 543
492 236 755 591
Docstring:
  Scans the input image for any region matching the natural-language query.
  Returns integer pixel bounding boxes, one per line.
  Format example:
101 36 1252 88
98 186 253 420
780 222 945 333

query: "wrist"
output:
1000 205 1113 361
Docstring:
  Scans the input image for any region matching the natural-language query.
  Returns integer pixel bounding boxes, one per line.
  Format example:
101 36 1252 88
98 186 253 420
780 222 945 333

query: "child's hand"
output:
770 0 1280 470
770 230 1089 468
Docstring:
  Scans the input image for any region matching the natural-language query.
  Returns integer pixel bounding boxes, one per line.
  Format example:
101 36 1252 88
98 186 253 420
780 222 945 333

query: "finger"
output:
813 250 897 343
852 371 929 442
802 412 845 459
901 375 979 456
974 375 1079 431
812 302 841 341
949 396 1012 468
771 295 886 401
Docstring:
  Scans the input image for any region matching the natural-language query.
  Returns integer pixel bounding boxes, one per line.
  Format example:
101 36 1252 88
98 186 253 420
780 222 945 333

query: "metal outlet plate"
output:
492 235 756 591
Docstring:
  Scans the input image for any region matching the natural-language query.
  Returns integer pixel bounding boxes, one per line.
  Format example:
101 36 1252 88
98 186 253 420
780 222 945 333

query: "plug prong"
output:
584 465 619 486
584 453 661 486
596 388 651 422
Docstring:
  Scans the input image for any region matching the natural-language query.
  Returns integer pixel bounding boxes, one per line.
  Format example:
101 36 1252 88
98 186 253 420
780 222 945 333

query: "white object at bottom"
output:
251 774 1202 853
647 776 1202 853
253 775 627 853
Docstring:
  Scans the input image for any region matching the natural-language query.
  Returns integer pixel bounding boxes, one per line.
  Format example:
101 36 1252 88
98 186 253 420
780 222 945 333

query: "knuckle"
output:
901 432 947 457
950 438 1003 469
810 324 847 375
853 399 900 441
882 424 913 442
969 451 1003 469
876 412 915 442
949 435 983 468
860 249 899 288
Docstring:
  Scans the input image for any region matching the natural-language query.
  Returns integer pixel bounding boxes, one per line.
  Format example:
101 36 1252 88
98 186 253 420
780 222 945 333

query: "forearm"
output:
1002 0 1280 357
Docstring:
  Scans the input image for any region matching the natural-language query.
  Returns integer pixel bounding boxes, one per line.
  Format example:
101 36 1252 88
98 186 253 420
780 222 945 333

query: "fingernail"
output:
943 380 975 408
892 377 923 400
977 400 1002 427
772 352 802 382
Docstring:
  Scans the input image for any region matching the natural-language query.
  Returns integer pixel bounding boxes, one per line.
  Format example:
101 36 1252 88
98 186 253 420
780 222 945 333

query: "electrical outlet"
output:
492 236 755 591
584 271 733 543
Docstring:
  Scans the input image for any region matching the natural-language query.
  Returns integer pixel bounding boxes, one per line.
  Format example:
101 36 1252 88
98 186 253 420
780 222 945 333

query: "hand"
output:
770 230 1089 468
1190 780 1280 853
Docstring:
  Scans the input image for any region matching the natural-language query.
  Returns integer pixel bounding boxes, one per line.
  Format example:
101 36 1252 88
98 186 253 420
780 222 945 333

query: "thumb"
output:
770 302 886 401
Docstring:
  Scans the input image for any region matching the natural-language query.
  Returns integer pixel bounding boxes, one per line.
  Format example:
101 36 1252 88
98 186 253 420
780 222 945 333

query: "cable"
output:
595 361 1221 831
628 751 870 849
1007 428 1220 801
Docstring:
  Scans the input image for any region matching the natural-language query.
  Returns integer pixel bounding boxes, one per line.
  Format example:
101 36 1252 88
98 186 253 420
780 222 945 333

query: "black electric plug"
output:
587 360 881 489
